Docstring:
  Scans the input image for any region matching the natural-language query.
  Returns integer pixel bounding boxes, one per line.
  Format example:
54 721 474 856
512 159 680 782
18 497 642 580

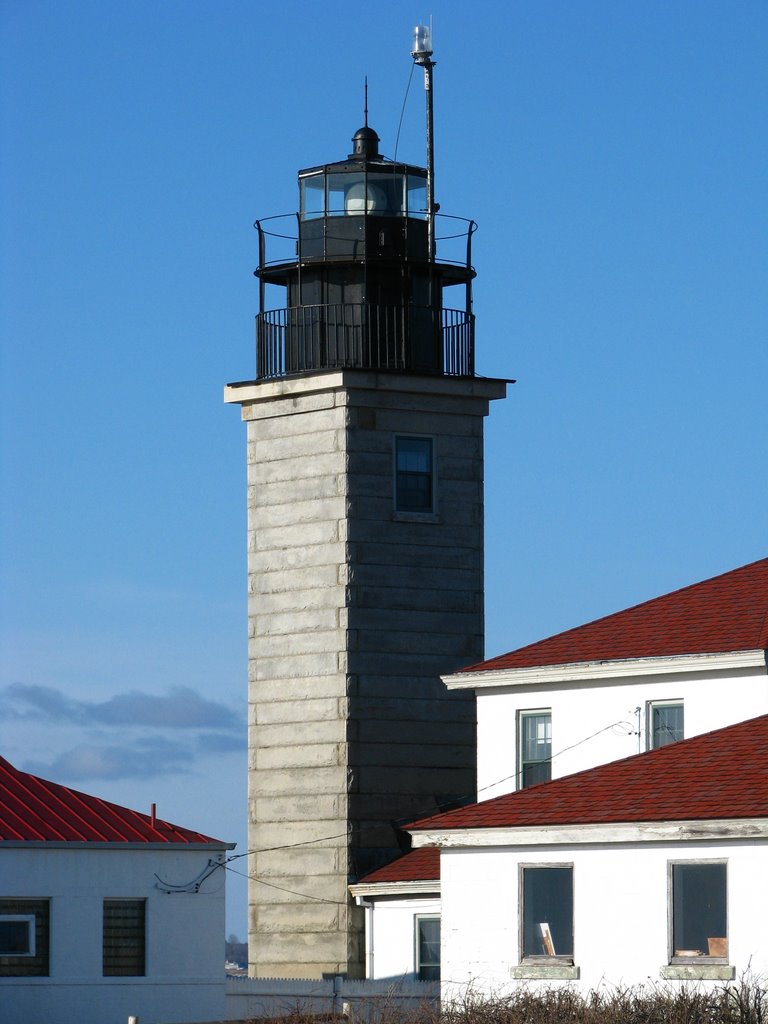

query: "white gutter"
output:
442 649 767 691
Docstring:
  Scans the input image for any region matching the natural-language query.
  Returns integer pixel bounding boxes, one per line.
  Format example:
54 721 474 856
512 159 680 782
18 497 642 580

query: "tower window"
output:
395 436 434 513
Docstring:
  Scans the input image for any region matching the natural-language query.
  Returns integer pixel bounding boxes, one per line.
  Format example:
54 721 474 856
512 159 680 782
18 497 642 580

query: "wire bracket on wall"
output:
154 857 223 894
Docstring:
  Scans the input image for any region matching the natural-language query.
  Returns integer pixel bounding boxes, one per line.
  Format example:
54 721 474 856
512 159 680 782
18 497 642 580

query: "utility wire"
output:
393 61 416 164
226 715 634 864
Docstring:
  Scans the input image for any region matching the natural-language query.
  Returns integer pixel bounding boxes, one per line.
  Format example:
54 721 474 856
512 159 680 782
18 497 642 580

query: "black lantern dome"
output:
253 125 476 379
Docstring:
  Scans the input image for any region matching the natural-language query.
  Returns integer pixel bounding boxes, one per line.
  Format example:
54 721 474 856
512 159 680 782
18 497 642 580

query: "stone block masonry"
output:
225 370 506 979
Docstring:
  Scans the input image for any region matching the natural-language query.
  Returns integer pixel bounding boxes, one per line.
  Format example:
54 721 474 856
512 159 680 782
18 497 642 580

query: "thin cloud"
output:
25 738 194 782
1 683 241 731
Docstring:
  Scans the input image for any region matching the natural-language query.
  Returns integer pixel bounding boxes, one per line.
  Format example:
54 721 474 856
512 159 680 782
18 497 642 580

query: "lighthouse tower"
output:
225 32 507 979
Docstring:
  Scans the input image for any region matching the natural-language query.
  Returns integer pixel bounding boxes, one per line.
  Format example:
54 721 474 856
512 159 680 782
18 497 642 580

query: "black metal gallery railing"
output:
255 303 474 380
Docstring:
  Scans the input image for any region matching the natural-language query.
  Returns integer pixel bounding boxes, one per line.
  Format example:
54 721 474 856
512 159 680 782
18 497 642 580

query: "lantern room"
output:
253 122 476 379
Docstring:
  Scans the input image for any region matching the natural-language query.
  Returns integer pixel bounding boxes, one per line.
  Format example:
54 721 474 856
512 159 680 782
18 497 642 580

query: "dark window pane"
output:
523 867 573 958
0 921 31 954
396 437 433 512
519 712 551 789
652 704 684 748
672 863 727 958
417 917 440 980
103 900 146 976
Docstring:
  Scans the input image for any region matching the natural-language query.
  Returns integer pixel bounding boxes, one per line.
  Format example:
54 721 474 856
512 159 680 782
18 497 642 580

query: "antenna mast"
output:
412 21 436 261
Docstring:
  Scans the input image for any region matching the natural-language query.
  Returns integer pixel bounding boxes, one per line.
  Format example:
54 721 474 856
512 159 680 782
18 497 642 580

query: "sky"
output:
1 1 766 939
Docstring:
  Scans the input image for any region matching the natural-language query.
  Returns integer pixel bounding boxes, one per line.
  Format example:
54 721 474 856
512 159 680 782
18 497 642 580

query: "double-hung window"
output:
394 436 434 513
648 701 684 750
415 915 440 980
670 861 727 962
518 710 552 789
520 865 574 962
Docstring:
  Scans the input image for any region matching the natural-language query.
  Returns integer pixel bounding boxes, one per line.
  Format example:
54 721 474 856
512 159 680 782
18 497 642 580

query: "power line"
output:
227 714 635 864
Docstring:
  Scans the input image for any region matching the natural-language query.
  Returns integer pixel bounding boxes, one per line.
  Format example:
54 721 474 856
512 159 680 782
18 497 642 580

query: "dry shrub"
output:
244 977 767 1024
438 977 767 1024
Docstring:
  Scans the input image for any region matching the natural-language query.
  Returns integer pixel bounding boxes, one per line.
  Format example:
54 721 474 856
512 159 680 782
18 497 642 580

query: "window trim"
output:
517 709 552 790
667 859 728 966
414 914 440 981
0 915 36 957
393 434 437 516
518 862 574 966
647 700 684 751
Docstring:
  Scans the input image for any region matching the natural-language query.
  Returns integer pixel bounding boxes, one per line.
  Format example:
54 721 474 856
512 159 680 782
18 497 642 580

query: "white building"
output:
0 756 234 1024
349 847 440 982
409 712 768 995
447 556 768 801
351 557 768 992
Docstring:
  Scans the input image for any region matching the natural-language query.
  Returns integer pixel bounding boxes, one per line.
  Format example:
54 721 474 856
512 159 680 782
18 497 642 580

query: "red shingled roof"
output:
462 557 768 673
408 713 768 832
357 847 439 885
0 757 230 845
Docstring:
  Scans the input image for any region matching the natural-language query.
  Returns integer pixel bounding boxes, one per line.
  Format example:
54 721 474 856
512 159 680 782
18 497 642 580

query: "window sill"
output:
660 964 735 981
392 511 440 524
511 964 580 981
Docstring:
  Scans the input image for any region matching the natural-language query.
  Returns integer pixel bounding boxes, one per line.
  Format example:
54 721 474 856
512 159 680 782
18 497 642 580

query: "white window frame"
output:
668 859 728 965
393 434 437 516
0 915 35 956
647 700 684 750
414 914 440 981
517 709 552 790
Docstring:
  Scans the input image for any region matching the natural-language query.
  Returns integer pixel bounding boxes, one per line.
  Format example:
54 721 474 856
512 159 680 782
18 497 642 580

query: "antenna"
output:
412 20 437 261
364 76 368 127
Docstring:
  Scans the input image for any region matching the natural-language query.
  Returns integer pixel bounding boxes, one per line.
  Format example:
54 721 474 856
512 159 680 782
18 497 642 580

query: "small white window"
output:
648 701 684 749
394 436 435 513
0 915 35 956
415 915 440 980
670 861 728 962
518 710 552 789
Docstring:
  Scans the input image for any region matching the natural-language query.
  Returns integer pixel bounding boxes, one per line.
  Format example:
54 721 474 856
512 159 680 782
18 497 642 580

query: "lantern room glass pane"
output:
407 176 428 219
327 173 352 216
367 173 406 215
300 174 325 220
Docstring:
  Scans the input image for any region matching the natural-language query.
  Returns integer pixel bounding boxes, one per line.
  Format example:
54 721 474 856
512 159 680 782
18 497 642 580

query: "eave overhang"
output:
410 817 768 849
443 649 768 692
349 879 440 899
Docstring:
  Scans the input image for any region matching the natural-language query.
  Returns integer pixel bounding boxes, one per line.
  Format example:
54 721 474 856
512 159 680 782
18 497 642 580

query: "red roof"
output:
463 557 768 673
408 713 768 832
0 757 230 845
356 847 440 885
